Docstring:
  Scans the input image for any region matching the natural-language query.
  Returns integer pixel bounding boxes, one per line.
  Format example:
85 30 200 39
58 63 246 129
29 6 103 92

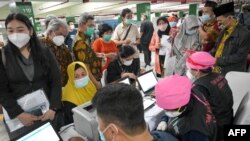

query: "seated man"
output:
156 75 217 141
186 51 233 141
92 83 178 141
107 45 140 83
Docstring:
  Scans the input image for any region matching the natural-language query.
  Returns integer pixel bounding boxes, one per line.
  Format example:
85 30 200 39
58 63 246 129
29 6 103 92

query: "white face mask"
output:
8 33 30 49
74 76 89 88
52 35 65 46
123 59 133 66
186 69 196 82
70 25 75 30
165 110 183 118
158 24 168 31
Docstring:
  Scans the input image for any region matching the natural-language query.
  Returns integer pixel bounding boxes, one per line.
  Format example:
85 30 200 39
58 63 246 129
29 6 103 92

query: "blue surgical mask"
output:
74 76 89 88
98 124 117 141
169 22 177 28
201 14 211 23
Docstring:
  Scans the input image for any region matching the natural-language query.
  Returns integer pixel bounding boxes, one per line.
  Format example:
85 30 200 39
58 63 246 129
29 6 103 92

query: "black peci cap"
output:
214 2 234 17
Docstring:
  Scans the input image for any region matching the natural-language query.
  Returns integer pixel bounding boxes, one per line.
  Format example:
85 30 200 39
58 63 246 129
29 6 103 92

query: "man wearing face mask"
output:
73 13 102 81
41 18 73 86
92 83 178 141
107 45 140 83
211 2 250 75
112 8 140 76
186 51 233 141
198 0 220 52
156 75 217 141
65 21 77 52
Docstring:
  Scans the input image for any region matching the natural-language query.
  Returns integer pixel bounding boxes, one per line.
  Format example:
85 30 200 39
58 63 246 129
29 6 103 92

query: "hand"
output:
39 109 56 121
157 121 167 131
121 72 136 80
17 112 40 126
124 39 131 45
155 43 161 49
105 53 117 60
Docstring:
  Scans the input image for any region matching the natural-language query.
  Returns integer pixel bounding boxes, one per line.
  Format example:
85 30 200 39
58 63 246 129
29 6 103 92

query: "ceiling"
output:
0 0 206 20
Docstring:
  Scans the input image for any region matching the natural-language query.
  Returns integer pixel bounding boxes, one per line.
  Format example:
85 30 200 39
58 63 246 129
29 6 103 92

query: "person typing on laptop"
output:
107 45 140 83
155 75 217 141
92 83 178 141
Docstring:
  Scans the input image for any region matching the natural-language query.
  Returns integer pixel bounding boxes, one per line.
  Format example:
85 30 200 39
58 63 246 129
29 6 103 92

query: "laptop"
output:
115 76 131 85
9 121 62 141
137 70 158 96
143 98 156 111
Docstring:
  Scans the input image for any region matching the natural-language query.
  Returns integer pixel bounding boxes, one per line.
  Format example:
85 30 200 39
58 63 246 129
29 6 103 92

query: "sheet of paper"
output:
159 35 171 55
3 89 50 132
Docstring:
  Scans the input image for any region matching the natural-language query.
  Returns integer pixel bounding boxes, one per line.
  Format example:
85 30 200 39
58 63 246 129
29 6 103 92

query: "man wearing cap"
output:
198 0 220 52
212 2 250 74
155 75 217 141
186 51 233 141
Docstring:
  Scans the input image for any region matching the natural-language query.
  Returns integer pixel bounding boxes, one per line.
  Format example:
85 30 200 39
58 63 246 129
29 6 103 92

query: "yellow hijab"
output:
62 62 97 106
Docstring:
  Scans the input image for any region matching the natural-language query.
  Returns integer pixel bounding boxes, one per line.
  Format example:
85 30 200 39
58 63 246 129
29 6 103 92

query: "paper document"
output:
2 89 50 132
159 35 171 55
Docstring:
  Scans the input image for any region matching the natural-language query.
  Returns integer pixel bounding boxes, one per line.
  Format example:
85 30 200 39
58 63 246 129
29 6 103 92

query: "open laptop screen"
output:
137 70 158 93
118 77 130 85
17 122 61 141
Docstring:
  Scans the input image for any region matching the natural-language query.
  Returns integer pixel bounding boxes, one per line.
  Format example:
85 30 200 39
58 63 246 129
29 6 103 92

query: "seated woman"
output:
93 23 118 71
62 61 101 124
107 45 140 83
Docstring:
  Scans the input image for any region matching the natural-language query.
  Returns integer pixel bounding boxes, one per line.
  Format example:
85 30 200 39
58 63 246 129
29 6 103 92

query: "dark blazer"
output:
211 24 250 75
0 45 62 119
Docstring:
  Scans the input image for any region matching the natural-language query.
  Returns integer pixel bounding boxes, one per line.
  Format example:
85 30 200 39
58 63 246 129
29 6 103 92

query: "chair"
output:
233 92 250 124
101 69 108 86
225 71 250 115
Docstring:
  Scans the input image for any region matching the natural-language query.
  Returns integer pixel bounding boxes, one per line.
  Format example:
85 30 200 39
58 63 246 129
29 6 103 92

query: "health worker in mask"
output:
107 45 139 83
93 23 118 72
185 51 233 141
62 61 101 124
155 75 217 141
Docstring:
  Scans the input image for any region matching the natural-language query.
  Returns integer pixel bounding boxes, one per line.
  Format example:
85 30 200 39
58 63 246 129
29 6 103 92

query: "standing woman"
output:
93 23 118 72
0 13 62 129
150 17 170 77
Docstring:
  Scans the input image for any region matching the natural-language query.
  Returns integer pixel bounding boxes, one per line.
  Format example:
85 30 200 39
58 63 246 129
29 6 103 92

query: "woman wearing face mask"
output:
93 24 118 72
149 16 171 77
41 18 73 87
173 15 201 75
62 61 101 124
0 13 62 129
155 75 217 141
107 45 139 83
168 16 179 44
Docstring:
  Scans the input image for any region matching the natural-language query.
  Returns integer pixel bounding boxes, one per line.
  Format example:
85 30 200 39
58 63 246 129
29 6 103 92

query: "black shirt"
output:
193 73 233 126
107 57 140 83
140 21 154 45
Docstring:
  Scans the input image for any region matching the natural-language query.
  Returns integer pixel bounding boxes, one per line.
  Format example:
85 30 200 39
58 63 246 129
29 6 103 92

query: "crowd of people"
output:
0 1 250 141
